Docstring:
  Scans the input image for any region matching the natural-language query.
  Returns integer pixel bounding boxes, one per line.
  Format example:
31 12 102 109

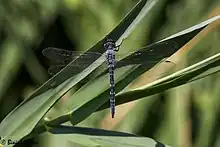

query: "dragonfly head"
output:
104 39 116 50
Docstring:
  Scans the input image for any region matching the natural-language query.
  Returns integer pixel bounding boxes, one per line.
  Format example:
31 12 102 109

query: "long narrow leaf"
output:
0 0 159 145
48 125 170 147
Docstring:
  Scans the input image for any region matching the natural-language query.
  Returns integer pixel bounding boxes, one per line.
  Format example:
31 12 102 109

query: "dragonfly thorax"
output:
104 39 116 50
106 49 115 55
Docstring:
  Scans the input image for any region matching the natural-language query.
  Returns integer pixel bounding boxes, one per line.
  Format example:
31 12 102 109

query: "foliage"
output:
0 0 219 147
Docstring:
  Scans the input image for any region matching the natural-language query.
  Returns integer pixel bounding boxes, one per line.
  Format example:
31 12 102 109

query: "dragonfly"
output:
42 39 178 118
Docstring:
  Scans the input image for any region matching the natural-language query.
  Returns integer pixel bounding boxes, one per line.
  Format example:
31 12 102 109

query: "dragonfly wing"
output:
115 41 178 68
43 47 105 75
48 65 66 75
48 60 108 75
44 40 178 74
42 47 103 63
48 64 92 75
47 57 107 75
42 47 75 62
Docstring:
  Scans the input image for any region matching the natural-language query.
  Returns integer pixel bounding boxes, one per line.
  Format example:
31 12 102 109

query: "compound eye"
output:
104 39 116 49
106 38 114 42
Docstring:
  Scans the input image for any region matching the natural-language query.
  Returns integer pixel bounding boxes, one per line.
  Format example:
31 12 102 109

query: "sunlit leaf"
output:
48 125 171 147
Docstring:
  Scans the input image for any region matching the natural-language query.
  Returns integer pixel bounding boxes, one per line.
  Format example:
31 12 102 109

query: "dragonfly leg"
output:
114 43 121 51
114 43 122 52
114 44 121 52
114 48 119 52
114 38 125 51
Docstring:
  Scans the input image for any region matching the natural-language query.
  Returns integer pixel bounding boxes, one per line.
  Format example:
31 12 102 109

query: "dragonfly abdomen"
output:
106 51 116 118
108 64 115 118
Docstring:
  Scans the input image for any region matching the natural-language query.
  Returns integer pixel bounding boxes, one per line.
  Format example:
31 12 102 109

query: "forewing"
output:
115 40 178 68
42 47 103 63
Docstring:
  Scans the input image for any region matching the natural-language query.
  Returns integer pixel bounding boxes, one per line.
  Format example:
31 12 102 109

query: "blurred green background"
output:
0 0 219 147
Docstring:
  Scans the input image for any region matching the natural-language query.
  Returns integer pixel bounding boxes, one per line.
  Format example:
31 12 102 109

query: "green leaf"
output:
48 125 171 147
0 0 159 145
